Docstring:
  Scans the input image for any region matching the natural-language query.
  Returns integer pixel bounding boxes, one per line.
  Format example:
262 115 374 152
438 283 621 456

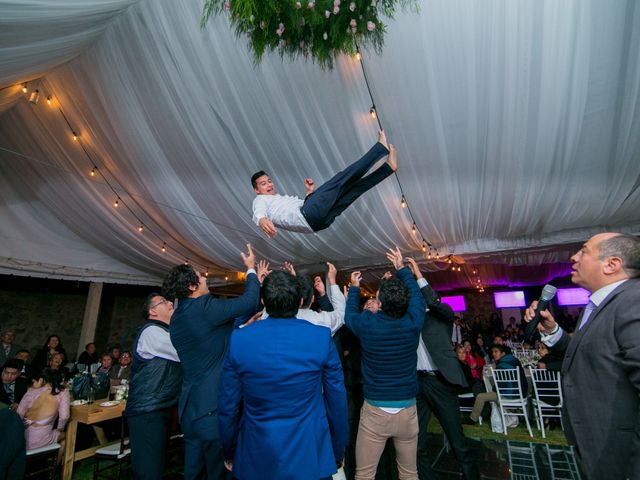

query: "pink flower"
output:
333 6 340 14
333 0 341 6
276 22 285 36
225 1 231 11
325 10 331 18
367 21 375 31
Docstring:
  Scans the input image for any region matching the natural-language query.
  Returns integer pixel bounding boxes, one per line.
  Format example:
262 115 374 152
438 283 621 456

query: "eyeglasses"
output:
149 298 168 309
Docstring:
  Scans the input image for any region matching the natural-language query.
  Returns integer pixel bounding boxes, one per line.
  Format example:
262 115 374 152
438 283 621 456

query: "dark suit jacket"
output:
219 317 348 480
170 272 260 423
0 377 28 407
551 278 640 479
419 283 468 387
0 344 23 367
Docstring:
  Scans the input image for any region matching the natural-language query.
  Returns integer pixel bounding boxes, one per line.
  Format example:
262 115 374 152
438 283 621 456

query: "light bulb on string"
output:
184 260 189 266
412 223 416 235
161 243 167 253
72 131 78 141
435 250 440 259
28 89 40 104
21 84 27 93
472 269 476 275
138 224 144 233
422 242 427 253
427 250 432 260
46 96 52 105
369 106 376 119
90 167 96 177
113 198 119 208
205 270 209 277
224 272 229 282
400 196 406 208
355 50 361 61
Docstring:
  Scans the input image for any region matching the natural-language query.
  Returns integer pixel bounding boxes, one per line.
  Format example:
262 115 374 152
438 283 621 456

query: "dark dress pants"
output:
417 372 479 480
128 408 173 480
0 409 25 480
301 142 391 231
181 410 229 480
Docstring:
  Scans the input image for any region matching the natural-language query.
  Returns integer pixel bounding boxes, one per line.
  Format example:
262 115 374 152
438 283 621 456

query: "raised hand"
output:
405 257 423 279
304 178 315 195
241 310 264 328
256 260 272 284
240 243 256 270
381 271 393 280
283 261 296 276
313 276 326 296
258 218 277 238
326 262 337 285
524 300 558 333
385 247 403 270
350 271 362 288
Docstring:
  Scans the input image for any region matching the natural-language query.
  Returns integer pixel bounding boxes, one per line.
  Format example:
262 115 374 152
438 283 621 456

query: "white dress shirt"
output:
415 278 437 371
542 279 628 346
252 194 313 233
137 325 181 362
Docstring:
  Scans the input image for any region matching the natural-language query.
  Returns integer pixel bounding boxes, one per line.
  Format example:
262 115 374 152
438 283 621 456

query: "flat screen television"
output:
440 295 466 312
556 287 590 306
493 291 526 308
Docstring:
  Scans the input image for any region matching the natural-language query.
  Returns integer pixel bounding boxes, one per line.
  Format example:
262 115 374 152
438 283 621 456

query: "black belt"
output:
417 370 438 377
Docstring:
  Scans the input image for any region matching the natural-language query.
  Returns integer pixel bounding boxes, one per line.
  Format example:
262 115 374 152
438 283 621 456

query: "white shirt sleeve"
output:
137 326 180 362
252 196 268 225
324 284 346 334
417 278 428 288
540 327 564 347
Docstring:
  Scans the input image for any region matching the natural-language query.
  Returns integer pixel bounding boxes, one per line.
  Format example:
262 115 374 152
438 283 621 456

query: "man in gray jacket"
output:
525 232 640 479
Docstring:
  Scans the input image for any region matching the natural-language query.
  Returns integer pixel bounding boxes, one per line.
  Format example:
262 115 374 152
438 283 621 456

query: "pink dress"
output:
17 386 70 450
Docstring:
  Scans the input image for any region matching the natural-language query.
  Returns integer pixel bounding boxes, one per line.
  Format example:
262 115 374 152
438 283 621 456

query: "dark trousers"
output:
417 372 479 480
301 142 391 231
0 409 25 480
128 408 173 480
181 411 228 480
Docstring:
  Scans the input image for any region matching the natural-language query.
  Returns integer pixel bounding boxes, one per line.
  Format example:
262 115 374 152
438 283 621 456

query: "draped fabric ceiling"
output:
0 0 639 291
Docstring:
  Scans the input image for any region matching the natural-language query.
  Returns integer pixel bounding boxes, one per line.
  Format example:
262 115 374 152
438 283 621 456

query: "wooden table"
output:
62 399 126 480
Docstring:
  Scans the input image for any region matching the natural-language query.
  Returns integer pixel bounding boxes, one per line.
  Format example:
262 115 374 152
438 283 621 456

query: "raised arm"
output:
344 271 364 334
406 258 453 323
387 248 425 329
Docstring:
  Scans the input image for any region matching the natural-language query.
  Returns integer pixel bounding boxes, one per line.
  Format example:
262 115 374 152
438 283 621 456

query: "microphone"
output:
524 284 557 340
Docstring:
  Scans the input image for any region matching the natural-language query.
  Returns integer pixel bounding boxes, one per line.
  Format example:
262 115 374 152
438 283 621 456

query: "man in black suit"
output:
406 258 479 480
1 359 28 411
0 329 22 366
525 232 640 479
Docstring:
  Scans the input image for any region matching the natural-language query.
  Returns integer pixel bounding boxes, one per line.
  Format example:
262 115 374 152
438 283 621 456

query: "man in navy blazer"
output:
219 270 348 480
165 244 262 480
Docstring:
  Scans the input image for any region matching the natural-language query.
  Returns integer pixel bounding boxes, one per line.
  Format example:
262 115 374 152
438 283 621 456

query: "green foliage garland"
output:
201 0 417 69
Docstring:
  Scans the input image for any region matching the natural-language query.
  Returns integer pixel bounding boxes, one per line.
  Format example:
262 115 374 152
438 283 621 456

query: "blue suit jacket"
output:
169 272 260 423
219 317 348 480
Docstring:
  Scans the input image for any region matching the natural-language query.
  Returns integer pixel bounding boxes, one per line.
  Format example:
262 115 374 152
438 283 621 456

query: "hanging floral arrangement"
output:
201 0 417 69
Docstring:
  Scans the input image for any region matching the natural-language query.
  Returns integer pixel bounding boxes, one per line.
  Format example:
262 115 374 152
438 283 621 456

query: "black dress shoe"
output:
462 417 477 426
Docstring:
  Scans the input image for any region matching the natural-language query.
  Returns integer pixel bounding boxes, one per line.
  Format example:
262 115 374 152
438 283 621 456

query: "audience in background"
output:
77 342 99 367
475 335 491 363
110 351 132 385
32 335 67 372
536 343 563 372
14 350 32 378
47 352 70 380
0 329 22 366
109 346 121 366
462 340 485 380
97 354 113 375
17 368 70 453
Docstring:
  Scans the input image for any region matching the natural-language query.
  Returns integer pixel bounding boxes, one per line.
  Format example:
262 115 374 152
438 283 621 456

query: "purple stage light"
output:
556 287 590 306
493 291 526 308
441 295 466 312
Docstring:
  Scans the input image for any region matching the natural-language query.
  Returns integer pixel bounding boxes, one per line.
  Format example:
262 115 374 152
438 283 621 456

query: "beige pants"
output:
354 402 419 480
470 391 498 422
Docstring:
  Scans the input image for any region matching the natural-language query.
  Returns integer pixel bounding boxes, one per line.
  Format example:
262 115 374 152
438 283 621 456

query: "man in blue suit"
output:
164 244 262 480
218 270 349 480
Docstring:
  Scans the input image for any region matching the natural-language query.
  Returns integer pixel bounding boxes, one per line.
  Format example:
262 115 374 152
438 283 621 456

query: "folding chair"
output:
529 367 563 438
25 443 60 480
491 367 533 436
506 441 539 480
93 416 131 479
546 444 582 480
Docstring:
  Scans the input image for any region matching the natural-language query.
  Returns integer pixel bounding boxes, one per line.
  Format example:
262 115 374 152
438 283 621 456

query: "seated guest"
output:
48 352 70 380
475 335 491 363
17 368 70 451
32 335 67 372
464 345 527 425
536 343 563 371
1 359 29 410
14 350 32 378
493 335 505 346
345 247 426 480
110 351 132 385
0 329 22 366
77 343 99 368
456 346 475 394
462 340 485 380
219 270 348 480
109 346 121 366
97 354 113 375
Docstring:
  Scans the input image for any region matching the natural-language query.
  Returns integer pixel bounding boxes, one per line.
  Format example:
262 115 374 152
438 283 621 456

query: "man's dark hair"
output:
251 170 268 189
378 277 409 318
491 344 510 355
142 292 161 320
298 276 314 309
162 264 199 301
262 271 302 318
85 342 95 350
16 349 29 356
2 358 24 372
30 368 65 396
599 234 640 277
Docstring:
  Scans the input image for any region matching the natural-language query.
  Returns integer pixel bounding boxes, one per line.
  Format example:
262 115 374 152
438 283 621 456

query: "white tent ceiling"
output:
0 0 639 290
